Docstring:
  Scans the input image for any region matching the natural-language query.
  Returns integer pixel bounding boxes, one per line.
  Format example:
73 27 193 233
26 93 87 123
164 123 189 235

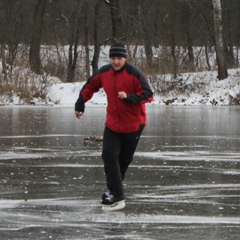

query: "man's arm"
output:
74 74 103 117
123 68 153 104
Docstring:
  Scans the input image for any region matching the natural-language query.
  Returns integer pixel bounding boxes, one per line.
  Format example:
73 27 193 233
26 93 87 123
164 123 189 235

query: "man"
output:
75 43 153 210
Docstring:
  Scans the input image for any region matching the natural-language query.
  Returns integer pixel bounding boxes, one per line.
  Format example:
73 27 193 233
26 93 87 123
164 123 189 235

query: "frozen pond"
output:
0 105 240 240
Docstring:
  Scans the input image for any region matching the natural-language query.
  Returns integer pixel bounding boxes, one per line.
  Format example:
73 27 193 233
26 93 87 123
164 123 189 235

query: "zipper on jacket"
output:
114 71 124 132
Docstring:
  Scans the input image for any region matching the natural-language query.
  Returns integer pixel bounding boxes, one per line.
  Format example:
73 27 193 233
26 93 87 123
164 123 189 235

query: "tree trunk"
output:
0 44 8 87
91 0 102 74
29 0 47 74
83 0 90 79
137 0 152 71
182 2 194 72
205 44 211 71
225 0 235 68
212 0 228 80
170 40 177 79
66 0 81 83
104 0 124 43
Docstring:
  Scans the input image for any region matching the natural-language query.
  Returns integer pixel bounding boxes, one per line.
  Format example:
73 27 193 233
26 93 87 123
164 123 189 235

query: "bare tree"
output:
0 44 7 87
66 0 82 83
212 0 228 80
2 0 240 80
224 0 235 68
181 1 195 72
29 0 48 74
83 0 90 79
137 0 153 71
104 0 125 43
91 0 102 74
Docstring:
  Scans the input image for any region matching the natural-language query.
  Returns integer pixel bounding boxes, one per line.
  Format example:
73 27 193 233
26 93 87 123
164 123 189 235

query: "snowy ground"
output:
1 68 240 106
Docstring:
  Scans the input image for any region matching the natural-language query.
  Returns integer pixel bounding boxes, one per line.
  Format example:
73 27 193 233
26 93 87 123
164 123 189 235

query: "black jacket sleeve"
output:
75 95 85 112
123 64 153 104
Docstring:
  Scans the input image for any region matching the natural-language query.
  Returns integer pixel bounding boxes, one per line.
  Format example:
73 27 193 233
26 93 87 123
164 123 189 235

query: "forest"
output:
0 0 240 101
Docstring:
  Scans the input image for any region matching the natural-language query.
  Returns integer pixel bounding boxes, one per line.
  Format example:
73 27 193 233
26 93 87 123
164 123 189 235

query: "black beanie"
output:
109 43 127 58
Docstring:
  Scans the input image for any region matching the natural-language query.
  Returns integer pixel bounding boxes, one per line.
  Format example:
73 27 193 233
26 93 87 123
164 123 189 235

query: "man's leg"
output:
119 125 144 180
101 127 124 199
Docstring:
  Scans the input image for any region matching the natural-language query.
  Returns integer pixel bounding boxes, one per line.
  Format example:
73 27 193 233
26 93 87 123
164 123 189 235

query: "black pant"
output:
101 125 144 198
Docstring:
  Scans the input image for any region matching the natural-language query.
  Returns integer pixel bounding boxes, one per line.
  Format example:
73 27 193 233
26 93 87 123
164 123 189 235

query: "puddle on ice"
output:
0 106 240 239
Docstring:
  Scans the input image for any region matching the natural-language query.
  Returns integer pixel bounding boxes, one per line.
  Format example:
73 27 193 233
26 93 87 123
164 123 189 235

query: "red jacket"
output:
75 63 153 133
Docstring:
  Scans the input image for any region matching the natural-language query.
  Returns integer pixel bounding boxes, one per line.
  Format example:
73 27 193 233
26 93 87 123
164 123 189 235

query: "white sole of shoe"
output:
102 200 126 212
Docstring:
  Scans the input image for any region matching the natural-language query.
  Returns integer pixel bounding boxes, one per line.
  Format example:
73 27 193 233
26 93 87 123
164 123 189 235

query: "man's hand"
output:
118 91 127 99
75 111 83 119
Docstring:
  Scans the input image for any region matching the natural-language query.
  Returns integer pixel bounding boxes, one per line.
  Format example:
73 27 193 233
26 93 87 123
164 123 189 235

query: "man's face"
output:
110 57 126 71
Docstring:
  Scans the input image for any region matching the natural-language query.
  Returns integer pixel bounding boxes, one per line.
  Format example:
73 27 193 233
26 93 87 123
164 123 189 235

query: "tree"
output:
66 0 82 83
212 0 228 80
83 0 90 79
137 0 153 71
91 0 102 74
29 0 48 74
2 0 240 80
181 0 195 72
104 0 125 43
224 0 236 68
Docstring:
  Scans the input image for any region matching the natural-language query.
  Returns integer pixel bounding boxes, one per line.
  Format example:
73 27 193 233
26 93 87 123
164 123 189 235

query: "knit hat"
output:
109 43 127 58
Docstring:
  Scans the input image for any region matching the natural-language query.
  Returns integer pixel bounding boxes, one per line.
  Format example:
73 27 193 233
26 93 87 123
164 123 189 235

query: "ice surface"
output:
0 106 239 240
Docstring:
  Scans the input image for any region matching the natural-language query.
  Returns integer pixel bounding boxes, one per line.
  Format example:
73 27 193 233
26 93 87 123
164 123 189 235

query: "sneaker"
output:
101 195 126 211
102 190 111 201
101 194 125 205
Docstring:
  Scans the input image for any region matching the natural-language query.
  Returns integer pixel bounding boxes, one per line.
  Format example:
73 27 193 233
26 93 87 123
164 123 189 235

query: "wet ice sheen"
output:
0 106 240 240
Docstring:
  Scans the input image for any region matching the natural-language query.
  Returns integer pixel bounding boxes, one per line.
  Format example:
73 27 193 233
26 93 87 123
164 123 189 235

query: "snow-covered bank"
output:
1 68 240 106
151 68 240 106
